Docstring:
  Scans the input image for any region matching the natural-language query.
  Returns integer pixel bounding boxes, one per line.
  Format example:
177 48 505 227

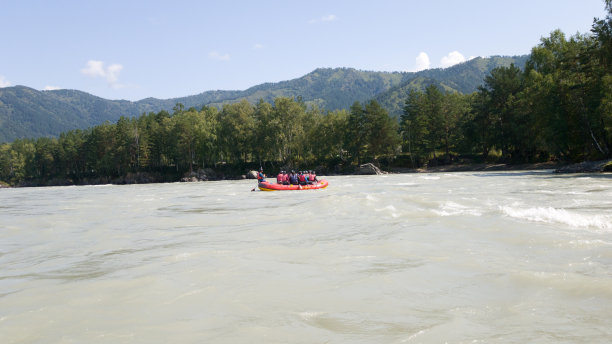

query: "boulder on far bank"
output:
180 168 220 182
356 163 385 175
246 170 258 179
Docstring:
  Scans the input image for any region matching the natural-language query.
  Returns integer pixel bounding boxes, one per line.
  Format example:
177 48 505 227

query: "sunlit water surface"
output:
1 171 612 343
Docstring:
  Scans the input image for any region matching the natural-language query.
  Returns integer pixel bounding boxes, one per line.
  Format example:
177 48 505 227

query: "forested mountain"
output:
376 55 530 117
203 68 406 110
0 55 526 142
0 87 142 143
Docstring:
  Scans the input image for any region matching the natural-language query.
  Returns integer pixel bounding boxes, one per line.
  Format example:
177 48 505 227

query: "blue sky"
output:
0 0 607 101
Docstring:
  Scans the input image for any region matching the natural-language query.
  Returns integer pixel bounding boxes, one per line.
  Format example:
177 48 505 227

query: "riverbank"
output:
2 160 611 188
388 159 612 174
389 161 563 174
552 159 612 173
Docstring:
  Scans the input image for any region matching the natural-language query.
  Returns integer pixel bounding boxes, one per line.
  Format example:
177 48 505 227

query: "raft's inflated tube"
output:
258 179 328 191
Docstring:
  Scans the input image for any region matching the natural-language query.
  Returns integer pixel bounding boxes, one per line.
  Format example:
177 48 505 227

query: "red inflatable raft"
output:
258 179 329 191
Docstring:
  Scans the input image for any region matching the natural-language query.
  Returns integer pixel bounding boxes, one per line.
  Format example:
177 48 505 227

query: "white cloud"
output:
105 64 123 83
309 14 338 24
81 60 105 78
413 52 431 72
43 85 61 91
321 14 337 22
0 75 11 88
80 60 124 87
208 50 230 61
440 51 466 68
253 43 264 50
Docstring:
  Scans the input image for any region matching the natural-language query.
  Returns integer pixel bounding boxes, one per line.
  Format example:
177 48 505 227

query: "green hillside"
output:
0 55 528 142
0 87 141 143
204 68 407 110
376 55 529 117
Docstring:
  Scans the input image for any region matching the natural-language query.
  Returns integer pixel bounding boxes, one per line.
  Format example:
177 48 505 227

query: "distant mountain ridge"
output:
376 55 530 116
0 55 528 142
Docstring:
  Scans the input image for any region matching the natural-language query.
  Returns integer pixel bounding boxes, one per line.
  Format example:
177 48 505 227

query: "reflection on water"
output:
1 172 611 342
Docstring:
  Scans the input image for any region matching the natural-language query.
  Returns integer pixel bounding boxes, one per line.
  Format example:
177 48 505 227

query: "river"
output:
1 171 611 343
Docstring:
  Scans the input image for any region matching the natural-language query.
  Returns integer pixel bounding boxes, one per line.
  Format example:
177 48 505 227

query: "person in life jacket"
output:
309 170 318 183
276 170 284 184
282 171 290 185
257 168 266 183
289 170 299 185
305 170 313 184
298 171 307 185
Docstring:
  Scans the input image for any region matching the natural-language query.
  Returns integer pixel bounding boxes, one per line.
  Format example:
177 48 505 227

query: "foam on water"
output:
374 204 400 218
566 239 612 248
419 175 440 180
434 201 483 217
500 206 612 231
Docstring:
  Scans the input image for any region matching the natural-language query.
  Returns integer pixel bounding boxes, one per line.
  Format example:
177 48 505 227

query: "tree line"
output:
402 2 612 165
0 98 400 185
1 2 611 186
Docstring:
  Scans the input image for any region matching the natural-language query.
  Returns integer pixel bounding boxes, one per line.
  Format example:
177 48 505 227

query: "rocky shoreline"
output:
552 159 612 174
386 159 612 175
